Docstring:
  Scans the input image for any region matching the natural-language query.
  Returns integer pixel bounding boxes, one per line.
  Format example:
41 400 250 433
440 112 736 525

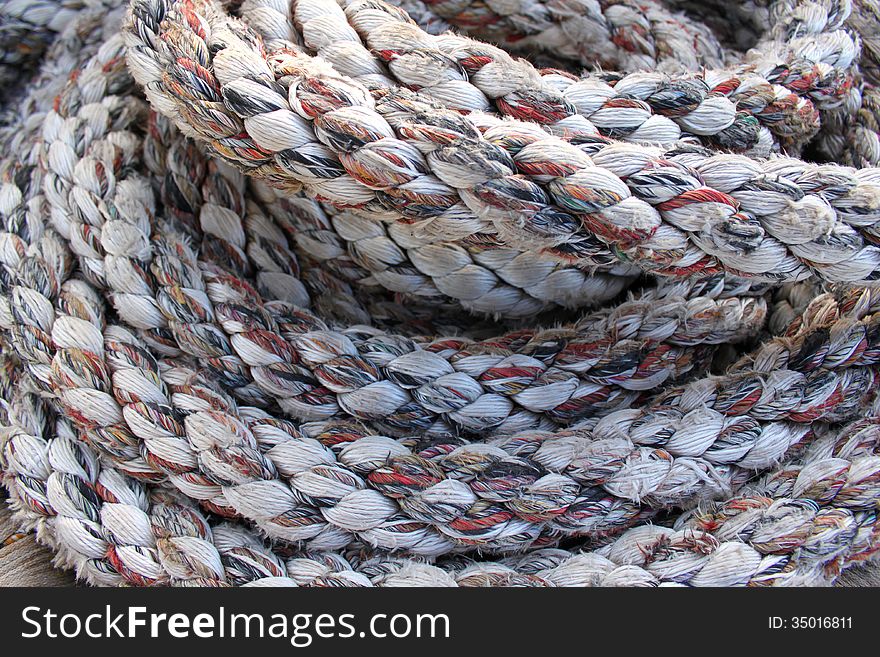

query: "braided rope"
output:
4 297 878 585
0 0 88 102
4 338 879 585
636 0 880 168
432 414 880 586
0 16 249 585
339 0 855 152
125 0 880 286
19 28 765 442
405 0 727 72
0 354 300 586
1 33 841 559
224 0 647 316
5 156 871 555
0 23 780 561
805 1 880 167
2 0 880 588
262 175 639 317
370 0 855 154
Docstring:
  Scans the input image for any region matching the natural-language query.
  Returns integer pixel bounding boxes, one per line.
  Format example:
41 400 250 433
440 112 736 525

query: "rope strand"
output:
2 0 880 588
125 0 880 286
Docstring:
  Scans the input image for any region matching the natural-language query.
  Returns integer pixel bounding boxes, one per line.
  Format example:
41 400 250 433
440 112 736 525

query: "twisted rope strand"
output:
406 0 727 72
8 362 878 585
437 414 880 586
0 358 292 586
3 0 880 589
0 28 242 583
231 0 647 315
0 35 166 481
1 380 153 585
352 0 864 156
5 88 829 556
0 34 781 561
48 286 880 555
5 3 872 560
124 0 880 286
36 36 770 438
260 174 638 317
810 1 880 166
320 0 850 155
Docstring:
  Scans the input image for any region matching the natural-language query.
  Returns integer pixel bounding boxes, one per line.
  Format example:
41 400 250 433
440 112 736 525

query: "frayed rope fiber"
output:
1 0 880 586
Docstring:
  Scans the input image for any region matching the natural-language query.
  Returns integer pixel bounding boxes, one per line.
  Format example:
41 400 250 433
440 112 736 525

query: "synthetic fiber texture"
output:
0 0 880 587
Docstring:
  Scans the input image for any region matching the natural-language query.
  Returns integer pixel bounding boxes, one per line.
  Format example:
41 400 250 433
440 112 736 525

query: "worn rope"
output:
125 0 880 287
3 144 861 549
0 350 309 586
395 0 727 72
0 0 88 103
635 0 880 167
804 0 880 166
0 20 776 561
2 0 880 588
24 31 747 442
224 1 649 316
4 339 879 584
367 0 853 155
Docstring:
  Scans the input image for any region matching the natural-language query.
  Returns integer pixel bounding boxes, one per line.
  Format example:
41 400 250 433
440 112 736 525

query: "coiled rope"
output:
0 0 879 586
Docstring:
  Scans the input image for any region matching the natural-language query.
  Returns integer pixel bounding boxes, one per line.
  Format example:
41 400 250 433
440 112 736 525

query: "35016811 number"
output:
768 617 853 629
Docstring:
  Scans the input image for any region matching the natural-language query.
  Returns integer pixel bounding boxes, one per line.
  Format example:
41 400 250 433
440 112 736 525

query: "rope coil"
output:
1 0 880 586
